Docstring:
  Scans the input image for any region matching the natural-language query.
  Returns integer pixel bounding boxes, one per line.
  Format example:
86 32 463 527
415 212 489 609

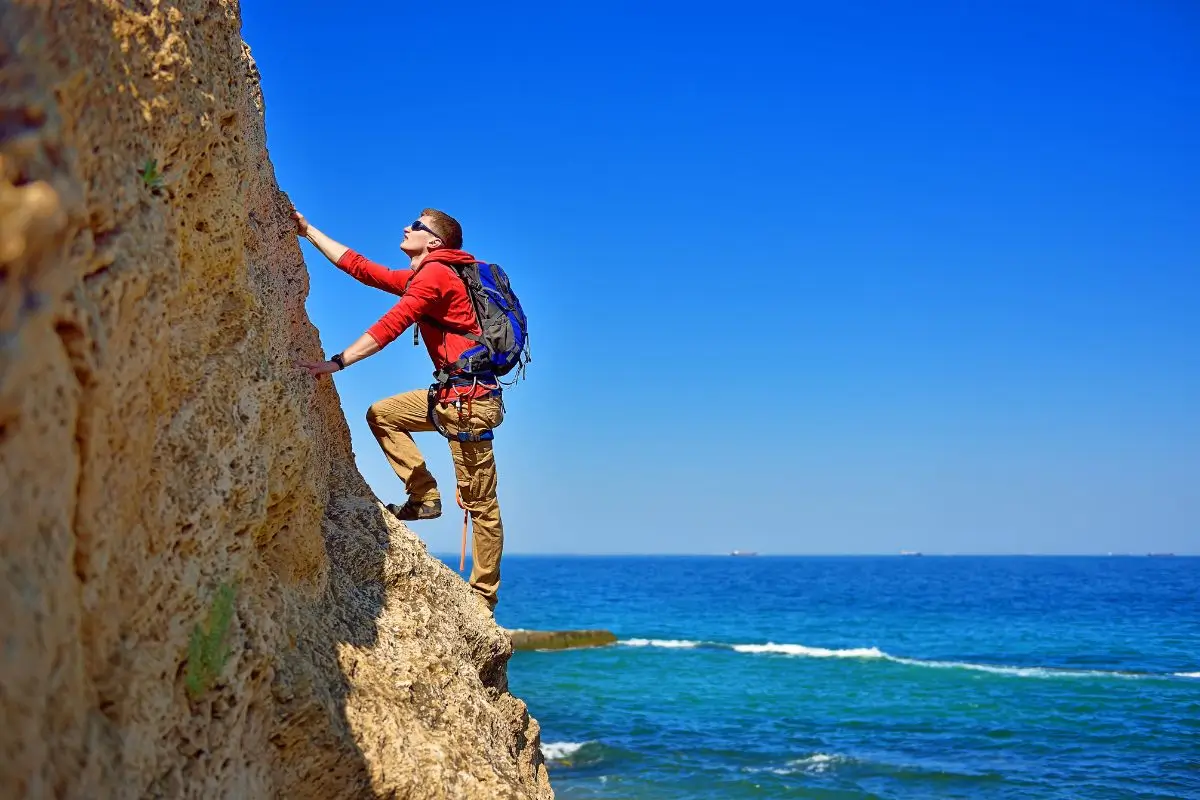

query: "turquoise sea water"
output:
469 555 1199 799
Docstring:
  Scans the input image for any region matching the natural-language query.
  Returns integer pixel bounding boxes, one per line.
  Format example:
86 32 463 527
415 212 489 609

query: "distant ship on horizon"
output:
729 550 758 557
900 550 923 557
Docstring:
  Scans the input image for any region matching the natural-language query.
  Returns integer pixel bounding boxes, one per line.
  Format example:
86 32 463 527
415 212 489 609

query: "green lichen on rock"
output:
185 582 236 700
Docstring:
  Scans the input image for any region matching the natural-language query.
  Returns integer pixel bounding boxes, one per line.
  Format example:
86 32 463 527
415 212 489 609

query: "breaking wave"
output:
622 638 700 648
732 643 886 659
541 741 587 760
619 638 1188 680
743 753 854 776
787 753 847 774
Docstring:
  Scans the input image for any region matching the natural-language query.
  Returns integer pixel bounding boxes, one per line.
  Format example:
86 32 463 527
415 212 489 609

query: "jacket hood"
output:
425 248 476 266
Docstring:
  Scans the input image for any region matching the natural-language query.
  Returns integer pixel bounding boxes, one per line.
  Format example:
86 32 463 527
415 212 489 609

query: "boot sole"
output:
386 503 442 521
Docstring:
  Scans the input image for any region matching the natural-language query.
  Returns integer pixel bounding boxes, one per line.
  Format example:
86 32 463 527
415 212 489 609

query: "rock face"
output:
0 2 552 798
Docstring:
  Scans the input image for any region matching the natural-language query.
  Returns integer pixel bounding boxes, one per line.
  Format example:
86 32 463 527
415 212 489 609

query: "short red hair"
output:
422 208 463 249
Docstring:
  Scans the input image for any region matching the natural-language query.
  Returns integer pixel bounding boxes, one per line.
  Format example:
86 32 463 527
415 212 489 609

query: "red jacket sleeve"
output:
335 250 413 294
366 265 448 347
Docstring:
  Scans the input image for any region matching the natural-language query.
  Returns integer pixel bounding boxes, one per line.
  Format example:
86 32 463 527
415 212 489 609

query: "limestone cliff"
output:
0 1 552 797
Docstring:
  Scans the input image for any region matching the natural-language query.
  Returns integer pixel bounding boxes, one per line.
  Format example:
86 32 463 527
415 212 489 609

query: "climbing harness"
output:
425 375 500 443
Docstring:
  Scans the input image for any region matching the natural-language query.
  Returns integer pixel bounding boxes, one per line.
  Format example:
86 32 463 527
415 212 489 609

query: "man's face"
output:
400 214 444 255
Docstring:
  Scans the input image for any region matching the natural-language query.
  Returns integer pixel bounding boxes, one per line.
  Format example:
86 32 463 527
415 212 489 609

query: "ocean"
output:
454 555 1200 799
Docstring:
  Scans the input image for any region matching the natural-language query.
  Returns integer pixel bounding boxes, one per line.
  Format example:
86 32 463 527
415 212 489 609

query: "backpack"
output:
416 260 531 386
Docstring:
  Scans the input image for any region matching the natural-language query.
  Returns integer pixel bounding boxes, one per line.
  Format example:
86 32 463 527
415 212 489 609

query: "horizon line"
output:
433 551 1197 558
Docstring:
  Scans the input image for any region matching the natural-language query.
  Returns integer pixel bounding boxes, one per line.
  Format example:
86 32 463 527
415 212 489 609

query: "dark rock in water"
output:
507 629 617 651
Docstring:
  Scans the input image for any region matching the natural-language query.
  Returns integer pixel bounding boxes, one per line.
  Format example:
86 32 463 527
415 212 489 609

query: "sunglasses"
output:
409 220 444 240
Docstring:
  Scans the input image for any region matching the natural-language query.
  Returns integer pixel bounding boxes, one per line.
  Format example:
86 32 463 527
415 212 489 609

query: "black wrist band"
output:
331 353 346 370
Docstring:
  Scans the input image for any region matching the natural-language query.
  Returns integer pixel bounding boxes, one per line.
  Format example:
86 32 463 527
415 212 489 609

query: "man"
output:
294 208 506 613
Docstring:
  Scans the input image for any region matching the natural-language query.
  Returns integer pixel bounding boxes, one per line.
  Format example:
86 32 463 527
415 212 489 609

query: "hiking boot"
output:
387 497 442 521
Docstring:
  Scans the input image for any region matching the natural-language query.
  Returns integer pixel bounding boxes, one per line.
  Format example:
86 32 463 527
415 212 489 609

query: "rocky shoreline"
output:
508 630 618 652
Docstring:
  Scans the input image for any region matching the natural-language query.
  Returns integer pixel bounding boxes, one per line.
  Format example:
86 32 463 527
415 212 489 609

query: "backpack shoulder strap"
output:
421 315 486 344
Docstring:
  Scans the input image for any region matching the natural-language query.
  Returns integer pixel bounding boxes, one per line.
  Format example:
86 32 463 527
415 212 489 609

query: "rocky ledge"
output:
508 630 619 651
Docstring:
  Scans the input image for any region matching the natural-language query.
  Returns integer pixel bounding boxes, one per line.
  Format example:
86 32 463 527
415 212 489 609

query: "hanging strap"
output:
457 489 469 573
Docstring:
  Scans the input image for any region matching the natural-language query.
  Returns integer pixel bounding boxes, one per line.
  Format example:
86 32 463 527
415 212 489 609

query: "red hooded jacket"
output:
336 248 497 400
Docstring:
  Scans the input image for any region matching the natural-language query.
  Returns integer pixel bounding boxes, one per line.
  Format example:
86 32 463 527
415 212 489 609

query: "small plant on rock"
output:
185 582 236 701
140 158 164 192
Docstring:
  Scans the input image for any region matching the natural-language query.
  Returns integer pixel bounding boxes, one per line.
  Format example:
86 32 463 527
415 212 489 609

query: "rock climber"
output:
292 208 507 614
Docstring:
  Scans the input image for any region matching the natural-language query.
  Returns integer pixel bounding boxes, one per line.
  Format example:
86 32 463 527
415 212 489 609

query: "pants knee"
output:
365 402 384 429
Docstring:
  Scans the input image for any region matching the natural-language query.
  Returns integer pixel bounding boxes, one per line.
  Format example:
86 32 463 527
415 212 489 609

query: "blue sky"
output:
241 1 1199 555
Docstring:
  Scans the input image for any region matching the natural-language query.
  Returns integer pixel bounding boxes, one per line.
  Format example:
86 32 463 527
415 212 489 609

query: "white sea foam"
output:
541 741 587 760
745 753 850 776
621 638 700 648
732 643 886 659
888 656 1082 678
793 753 838 765
619 636 1170 680
1176 671 1200 678
895 656 1153 679
788 753 846 774
730 641 1148 679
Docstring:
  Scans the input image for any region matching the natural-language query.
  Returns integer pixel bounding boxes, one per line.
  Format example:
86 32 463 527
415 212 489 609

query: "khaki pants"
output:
365 389 505 606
